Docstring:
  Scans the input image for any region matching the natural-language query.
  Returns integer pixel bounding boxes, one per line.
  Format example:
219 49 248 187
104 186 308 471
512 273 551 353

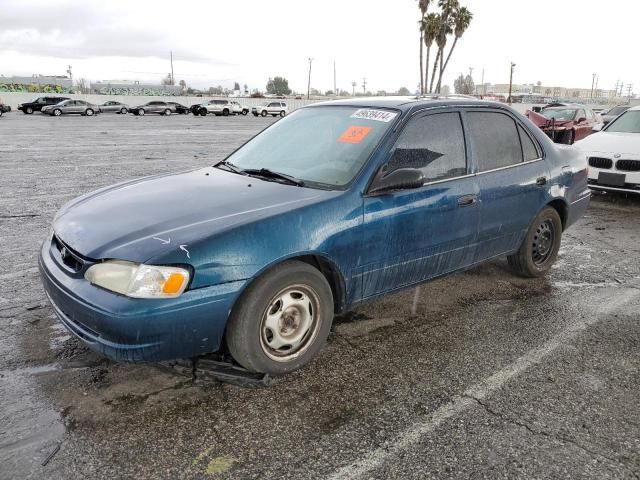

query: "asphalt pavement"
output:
0 111 638 480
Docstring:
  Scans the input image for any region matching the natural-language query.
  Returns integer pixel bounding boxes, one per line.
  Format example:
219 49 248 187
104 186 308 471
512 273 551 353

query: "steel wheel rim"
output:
532 219 555 265
259 284 321 362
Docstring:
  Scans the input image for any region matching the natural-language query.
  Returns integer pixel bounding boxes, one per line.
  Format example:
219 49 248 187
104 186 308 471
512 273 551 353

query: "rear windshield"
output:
227 106 397 188
605 111 640 133
540 108 577 121
606 106 629 116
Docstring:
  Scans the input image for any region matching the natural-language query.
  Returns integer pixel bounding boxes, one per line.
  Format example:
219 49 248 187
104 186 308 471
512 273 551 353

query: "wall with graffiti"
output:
0 83 73 94
91 84 182 96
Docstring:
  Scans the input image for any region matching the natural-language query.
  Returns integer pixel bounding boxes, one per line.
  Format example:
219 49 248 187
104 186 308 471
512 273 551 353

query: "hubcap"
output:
260 285 320 361
532 220 555 265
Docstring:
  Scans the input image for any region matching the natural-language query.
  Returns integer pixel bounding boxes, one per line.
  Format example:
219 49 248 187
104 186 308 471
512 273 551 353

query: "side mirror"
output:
592 123 603 132
369 168 425 195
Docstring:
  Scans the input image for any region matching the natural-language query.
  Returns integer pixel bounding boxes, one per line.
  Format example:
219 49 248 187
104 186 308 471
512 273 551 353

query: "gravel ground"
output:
0 112 639 480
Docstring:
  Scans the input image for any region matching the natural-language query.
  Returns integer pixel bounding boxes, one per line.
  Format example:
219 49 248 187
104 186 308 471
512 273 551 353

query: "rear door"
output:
464 109 548 259
359 110 480 298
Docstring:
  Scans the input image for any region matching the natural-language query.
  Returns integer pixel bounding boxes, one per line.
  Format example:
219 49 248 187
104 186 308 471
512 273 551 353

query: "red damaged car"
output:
526 104 601 145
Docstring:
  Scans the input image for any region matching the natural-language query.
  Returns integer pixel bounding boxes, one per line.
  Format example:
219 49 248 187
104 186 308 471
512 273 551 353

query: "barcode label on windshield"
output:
350 109 397 123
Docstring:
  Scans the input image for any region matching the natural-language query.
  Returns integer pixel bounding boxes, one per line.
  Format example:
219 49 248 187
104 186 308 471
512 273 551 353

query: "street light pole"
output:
508 62 516 105
307 58 314 100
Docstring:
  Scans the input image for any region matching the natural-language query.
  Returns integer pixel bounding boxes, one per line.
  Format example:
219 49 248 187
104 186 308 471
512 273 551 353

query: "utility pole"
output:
362 77 367 94
481 68 485 96
170 51 175 85
351 81 356 96
333 60 337 97
626 84 633 103
508 62 516 105
307 57 313 100
594 75 599 99
590 73 596 99
66 65 73 92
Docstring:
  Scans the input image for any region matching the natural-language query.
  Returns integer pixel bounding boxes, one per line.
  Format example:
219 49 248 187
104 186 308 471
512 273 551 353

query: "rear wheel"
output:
280 110 286 117
508 206 562 278
242 109 248 115
222 108 229 116
163 109 171 116
25 107 33 114
226 261 334 375
120 107 128 114
562 129 575 145
85 108 94 116
138 109 145 116
200 108 208 116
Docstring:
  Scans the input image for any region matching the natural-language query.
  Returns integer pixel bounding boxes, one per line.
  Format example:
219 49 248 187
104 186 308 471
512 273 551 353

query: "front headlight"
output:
85 260 190 299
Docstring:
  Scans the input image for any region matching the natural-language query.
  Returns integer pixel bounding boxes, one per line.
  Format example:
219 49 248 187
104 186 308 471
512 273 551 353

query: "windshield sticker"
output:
339 126 372 144
350 109 397 123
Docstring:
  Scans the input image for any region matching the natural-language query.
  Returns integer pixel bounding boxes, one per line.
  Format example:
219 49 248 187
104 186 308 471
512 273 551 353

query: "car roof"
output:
307 95 495 113
628 105 640 111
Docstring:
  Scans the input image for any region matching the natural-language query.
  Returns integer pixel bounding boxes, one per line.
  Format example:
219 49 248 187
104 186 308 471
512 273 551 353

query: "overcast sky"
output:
0 0 637 94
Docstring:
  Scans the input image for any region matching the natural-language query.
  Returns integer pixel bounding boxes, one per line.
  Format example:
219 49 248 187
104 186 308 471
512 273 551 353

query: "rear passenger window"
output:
518 125 539 161
386 112 466 183
466 112 522 171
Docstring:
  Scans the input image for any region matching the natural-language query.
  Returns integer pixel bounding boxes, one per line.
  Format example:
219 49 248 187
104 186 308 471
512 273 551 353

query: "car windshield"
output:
226 106 397 188
605 111 640 133
540 108 577 121
606 106 628 116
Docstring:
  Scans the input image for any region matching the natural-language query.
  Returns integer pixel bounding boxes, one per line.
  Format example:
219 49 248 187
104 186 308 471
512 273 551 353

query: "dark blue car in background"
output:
39 97 590 376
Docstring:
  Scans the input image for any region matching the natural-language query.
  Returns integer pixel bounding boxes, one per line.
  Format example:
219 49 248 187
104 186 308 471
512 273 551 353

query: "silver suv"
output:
199 100 234 116
252 101 288 117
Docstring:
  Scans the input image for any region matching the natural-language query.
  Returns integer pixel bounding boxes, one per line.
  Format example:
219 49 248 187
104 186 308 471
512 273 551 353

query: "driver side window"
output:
384 112 467 183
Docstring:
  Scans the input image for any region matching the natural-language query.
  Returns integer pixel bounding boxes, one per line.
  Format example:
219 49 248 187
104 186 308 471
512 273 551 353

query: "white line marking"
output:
153 236 171 245
179 245 190 259
327 288 640 480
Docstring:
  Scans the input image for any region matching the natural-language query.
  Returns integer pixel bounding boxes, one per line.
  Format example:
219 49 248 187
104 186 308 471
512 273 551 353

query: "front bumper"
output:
39 239 245 362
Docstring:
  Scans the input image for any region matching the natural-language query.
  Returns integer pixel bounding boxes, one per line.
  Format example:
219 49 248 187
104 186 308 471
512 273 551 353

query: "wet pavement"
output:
0 113 639 480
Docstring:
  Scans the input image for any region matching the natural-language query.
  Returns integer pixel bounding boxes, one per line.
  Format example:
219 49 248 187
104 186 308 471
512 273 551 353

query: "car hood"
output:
53 167 332 262
575 131 640 155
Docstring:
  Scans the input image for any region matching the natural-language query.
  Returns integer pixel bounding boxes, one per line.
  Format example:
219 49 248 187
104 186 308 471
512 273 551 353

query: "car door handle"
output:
457 194 477 207
536 176 548 186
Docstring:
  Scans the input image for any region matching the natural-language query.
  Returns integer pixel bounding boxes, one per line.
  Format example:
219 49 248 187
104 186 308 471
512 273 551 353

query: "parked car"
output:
252 101 288 117
230 101 249 115
100 101 130 114
167 102 190 114
525 104 601 145
42 99 101 116
0 102 10 117
601 105 631 125
189 103 204 115
40 98 590 376
17 96 70 114
575 106 640 194
199 99 235 116
129 101 175 116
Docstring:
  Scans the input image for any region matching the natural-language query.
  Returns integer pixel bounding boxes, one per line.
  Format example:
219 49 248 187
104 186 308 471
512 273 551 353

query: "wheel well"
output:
295 255 346 314
547 199 568 230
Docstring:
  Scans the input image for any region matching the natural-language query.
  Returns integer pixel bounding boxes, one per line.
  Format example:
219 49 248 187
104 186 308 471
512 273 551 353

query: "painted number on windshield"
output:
350 109 398 123
339 126 372 144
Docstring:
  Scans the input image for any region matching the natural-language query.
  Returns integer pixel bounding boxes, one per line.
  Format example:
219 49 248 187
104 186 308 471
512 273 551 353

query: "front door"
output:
358 111 480 299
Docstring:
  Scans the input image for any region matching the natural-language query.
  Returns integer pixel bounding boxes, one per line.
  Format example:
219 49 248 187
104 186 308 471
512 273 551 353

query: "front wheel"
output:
85 108 94 116
561 129 575 145
225 261 334 375
25 107 34 114
53 109 62 116
138 109 145 116
163 109 171 116
261 110 268 117
508 206 562 278
200 108 208 116
242 109 248 115
280 111 286 117
222 108 229 116
120 107 128 114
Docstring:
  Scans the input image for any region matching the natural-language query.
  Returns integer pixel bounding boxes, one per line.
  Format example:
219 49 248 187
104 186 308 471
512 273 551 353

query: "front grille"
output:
588 157 613 169
616 159 640 172
52 235 86 273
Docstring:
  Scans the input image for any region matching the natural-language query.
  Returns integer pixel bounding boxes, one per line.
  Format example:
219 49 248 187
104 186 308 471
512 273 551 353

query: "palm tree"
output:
434 0 458 93
422 13 440 95
440 6 473 86
417 0 431 94
429 15 452 92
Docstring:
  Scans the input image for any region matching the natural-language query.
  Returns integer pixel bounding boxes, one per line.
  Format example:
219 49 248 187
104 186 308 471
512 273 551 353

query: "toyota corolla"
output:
40 98 590 376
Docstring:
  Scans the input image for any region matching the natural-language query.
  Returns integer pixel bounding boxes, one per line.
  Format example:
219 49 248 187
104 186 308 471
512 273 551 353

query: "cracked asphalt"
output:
0 112 639 480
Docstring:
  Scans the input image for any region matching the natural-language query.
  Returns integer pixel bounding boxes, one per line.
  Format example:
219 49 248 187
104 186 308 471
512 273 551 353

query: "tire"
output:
53 109 62 116
242 110 248 115
222 108 229 116
261 110 268 117
226 260 334 375
0 110 3 117
25 107 33 114
280 111 286 117
120 107 128 114
138 109 145 116
507 206 563 278
163 109 171 116
85 109 94 116
564 129 575 145
200 108 208 116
